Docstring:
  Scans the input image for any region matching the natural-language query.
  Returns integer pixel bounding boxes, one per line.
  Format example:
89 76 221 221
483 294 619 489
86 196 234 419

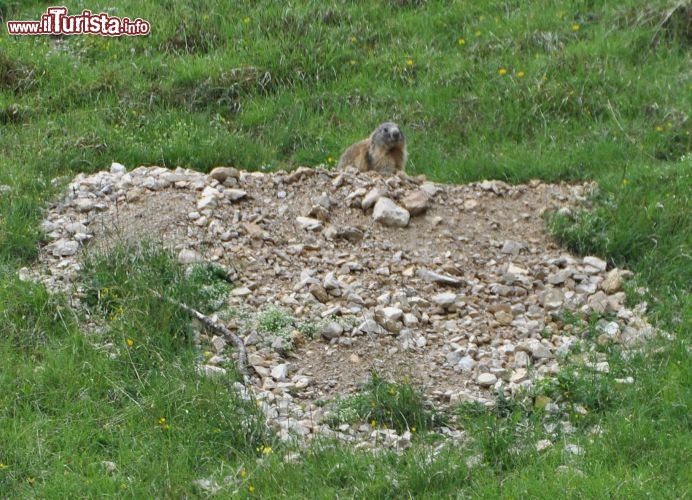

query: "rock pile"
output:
26 162 657 446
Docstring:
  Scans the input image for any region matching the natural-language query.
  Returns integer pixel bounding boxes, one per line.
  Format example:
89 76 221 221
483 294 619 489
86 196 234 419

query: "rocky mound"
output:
28 163 655 446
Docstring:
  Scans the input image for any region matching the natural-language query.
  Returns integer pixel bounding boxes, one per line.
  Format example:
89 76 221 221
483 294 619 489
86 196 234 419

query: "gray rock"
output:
197 196 217 211
587 291 608 314
526 341 553 359
225 188 247 201
432 292 457 307
381 306 403 322
514 351 530 368
547 269 572 285
323 272 342 290
501 240 524 255
583 256 607 272
417 269 464 287
446 351 462 366
477 373 497 387
230 286 252 296
110 162 127 174
321 321 344 340
271 363 289 381
362 187 384 211
74 198 95 212
372 197 410 227
296 216 323 231
510 368 528 383
458 355 477 372
541 289 565 309
420 182 442 197
64 222 88 235
271 337 289 356
401 190 430 216
51 239 79 257
356 319 386 336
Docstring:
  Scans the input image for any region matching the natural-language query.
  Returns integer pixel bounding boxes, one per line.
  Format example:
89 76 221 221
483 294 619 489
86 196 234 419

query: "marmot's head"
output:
371 122 405 150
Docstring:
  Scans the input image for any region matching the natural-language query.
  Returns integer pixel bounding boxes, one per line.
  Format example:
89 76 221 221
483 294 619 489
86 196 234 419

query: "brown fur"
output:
337 122 407 174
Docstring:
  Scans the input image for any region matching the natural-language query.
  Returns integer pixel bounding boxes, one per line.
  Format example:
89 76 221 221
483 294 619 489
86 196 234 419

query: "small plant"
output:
329 372 439 433
185 262 233 313
257 306 295 335
456 397 536 472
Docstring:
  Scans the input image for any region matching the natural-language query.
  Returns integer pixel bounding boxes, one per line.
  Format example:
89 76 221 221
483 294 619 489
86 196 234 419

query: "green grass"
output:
0 0 690 496
327 372 440 433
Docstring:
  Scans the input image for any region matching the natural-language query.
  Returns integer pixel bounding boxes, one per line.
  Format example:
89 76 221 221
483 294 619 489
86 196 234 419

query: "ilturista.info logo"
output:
7 6 150 36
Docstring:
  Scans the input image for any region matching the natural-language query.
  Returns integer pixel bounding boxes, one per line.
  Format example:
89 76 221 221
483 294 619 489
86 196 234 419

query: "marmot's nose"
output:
391 129 401 140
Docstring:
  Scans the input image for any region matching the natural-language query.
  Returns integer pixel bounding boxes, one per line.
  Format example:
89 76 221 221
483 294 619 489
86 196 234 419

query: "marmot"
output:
337 122 407 174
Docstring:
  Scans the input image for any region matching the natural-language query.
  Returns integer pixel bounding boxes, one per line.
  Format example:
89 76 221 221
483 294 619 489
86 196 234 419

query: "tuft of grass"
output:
329 372 439 433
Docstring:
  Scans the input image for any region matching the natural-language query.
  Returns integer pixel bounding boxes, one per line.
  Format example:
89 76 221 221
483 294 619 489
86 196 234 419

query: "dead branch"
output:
150 289 250 382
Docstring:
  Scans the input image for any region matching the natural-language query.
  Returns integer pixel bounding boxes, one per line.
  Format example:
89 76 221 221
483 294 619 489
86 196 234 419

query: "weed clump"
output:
329 372 440 433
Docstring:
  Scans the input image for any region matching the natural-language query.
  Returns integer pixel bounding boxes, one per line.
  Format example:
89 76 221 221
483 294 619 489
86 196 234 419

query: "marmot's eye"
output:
383 127 389 133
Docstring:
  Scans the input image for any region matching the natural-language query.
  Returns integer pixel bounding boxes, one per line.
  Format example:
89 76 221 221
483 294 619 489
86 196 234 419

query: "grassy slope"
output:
0 0 690 497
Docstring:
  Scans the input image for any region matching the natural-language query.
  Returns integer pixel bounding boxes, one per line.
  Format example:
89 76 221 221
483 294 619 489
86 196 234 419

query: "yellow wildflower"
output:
249 485 255 493
351 36 357 43
240 468 248 478
571 24 580 32
474 30 481 37
655 125 664 132
498 67 508 76
516 70 525 78
126 338 134 347
370 419 377 428
0 463 8 470
411 426 416 433
457 37 465 45
243 17 250 24
406 58 414 66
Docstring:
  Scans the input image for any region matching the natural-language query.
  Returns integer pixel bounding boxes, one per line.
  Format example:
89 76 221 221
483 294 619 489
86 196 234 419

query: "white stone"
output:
197 196 217 210
372 197 410 227
458 356 477 372
362 187 383 210
271 363 289 381
583 256 607 272
432 292 457 307
296 216 322 231
51 239 79 257
226 189 247 201
110 162 127 174
477 373 497 387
